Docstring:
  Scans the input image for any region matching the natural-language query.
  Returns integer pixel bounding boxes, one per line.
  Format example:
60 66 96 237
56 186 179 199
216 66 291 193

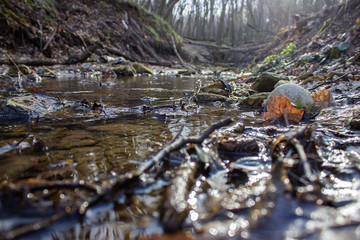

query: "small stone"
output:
132 63 153 74
338 41 351 51
267 83 314 114
251 72 289 92
243 92 270 106
113 66 136 77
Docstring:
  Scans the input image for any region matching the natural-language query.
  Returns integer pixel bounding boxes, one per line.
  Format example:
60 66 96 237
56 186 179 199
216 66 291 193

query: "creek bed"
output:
0 74 359 240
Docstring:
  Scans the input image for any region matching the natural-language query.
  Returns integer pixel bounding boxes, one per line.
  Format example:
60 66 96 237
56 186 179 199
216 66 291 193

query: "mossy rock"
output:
200 81 231 96
267 83 314 114
40 68 56 78
113 66 136 77
2 94 63 118
330 46 340 60
243 92 270 106
194 93 228 103
7 64 32 76
251 72 289 92
178 69 196 76
132 63 153 74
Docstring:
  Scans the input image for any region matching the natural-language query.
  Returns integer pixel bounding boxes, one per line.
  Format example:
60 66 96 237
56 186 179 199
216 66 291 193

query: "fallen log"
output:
0 58 60 66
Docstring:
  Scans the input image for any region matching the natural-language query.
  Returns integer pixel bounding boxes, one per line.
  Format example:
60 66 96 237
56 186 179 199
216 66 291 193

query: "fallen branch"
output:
171 36 185 67
42 22 61 52
0 58 60 66
135 117 233 175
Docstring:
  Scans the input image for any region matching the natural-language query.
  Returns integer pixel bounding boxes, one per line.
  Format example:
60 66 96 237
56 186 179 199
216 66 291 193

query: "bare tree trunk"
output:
208 0 215 40
216 0 229 44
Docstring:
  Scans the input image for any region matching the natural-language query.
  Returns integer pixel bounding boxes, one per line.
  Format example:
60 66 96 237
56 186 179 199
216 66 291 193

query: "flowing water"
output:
1 74 360 240
0 75 259 182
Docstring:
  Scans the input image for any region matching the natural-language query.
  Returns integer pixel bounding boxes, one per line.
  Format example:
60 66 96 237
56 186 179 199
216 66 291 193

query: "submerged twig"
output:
136 118 233 175
291 138 315 183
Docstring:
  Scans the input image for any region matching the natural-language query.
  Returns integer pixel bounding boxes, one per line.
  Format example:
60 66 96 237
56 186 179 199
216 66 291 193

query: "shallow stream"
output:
1 74 360 240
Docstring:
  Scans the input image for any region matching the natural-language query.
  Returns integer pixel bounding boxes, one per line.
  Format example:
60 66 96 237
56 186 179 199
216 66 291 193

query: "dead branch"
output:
0 58 60 66
171 36 185 67
135 117 233 175
42 22 62 52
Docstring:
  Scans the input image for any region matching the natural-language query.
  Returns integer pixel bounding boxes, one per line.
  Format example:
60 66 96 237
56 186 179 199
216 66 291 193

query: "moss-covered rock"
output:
40 68 56 78
243 92 270 106
178 69 196 76
7 64 32 76
1 94 64 119
251 72 289 92
330 46 340 60
113 66 136 77
132 63 153 74
200 81 231 96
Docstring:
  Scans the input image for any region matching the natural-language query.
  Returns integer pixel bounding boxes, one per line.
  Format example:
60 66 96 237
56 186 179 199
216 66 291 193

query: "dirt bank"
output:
0 0 182 66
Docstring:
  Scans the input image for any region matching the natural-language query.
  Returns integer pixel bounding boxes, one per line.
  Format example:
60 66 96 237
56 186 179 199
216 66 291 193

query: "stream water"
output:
1 74 360 240
1 75 259 182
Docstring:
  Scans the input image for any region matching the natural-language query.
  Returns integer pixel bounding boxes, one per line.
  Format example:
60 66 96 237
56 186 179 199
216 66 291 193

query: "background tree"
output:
133 0 342 45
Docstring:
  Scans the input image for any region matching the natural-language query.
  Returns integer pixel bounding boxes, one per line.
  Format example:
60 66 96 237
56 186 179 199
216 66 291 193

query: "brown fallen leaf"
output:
311 88 331 108
264 95 304 122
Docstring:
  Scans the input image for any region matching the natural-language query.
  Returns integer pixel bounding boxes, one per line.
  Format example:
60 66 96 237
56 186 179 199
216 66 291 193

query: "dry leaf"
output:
311 89 331 108
264 95 304 122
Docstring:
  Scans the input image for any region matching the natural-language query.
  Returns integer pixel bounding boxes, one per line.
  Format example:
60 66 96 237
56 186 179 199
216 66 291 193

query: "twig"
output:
171 36 185 67
169 124 185 144
135 118 233 175
42 22 61 52
291 138 315 183
309 73 348 91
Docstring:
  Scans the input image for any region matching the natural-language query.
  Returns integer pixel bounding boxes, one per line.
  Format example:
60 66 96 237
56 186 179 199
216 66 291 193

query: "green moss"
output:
146 25 159 40
127 0 182 45
1 6 29 27
318 18 330 34
27 0 37 9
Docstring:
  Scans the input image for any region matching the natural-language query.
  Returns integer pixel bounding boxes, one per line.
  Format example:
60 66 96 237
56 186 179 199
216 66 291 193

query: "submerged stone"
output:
113 66 136 77
267 83 314 114
132 63 153 74
251 72 289 92
39 68 56 78
1 94 64 119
